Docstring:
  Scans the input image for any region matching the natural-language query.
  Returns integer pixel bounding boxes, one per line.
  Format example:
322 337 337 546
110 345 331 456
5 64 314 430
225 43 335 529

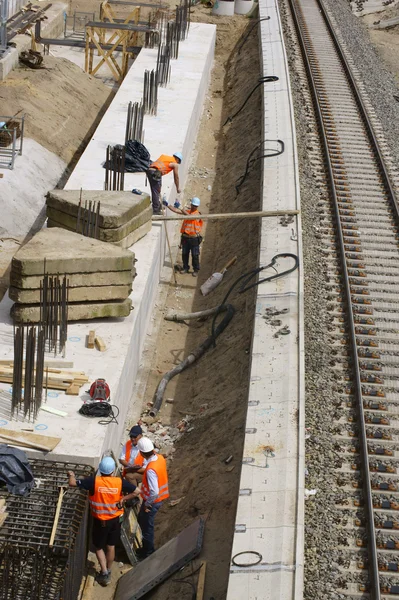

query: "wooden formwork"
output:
84 1 140 82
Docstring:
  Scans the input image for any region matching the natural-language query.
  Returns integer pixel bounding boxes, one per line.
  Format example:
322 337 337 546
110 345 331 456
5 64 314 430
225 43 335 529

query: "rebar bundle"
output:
0 459 93 600
125 101 145 143
105 144 125 191
166 21 179 59
156 43 171 87
143 70 158 115
76 194 101 239
175 0 190 42
11 325 46 421
40 271 69 356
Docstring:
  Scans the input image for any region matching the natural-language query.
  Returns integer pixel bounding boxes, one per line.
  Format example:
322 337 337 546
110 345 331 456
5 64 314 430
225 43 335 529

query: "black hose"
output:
223 76 279 126
235 139 284 193
237 17 271 54
78 402 119 425
150 304 235 417
211 253 299 346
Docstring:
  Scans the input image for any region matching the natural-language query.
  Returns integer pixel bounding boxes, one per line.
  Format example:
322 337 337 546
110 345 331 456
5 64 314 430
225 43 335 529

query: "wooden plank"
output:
0 499 5 510
0 512 8 527
87 330 96 349
196 561 207 600
0 428 61 451
66 383 81 396
0 360 74 368
41 406 68 417
95 336 106 352
49 487 65 547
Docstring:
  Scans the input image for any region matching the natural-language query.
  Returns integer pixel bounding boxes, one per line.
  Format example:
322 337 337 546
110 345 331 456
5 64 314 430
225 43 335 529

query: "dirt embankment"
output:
141 9 262 600
0 57 113 176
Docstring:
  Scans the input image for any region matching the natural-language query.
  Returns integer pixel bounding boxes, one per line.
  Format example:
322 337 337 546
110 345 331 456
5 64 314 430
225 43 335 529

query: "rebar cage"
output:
0 459 94 600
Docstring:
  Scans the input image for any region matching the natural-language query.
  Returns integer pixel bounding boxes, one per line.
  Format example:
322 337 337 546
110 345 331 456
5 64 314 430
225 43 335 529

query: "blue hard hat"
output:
99 456 115 475
173 152 183 163
191 197 200 207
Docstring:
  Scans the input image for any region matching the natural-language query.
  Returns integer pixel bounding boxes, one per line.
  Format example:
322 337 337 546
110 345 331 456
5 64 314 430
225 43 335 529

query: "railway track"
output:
287 0 399 597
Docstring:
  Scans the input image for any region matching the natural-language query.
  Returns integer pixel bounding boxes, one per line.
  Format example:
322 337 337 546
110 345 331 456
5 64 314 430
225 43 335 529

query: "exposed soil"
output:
0 57 113 174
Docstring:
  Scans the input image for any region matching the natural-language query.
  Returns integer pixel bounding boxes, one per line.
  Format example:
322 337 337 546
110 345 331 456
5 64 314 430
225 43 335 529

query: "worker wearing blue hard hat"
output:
67 456 140 587
143 151 183 215
163 196 204 277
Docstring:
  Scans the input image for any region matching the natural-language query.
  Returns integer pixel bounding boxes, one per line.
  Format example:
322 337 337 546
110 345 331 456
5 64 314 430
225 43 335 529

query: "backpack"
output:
89 379 110 402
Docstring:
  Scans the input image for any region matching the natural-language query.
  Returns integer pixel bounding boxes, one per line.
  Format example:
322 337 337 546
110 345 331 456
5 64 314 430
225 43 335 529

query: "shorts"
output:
92 516 121 549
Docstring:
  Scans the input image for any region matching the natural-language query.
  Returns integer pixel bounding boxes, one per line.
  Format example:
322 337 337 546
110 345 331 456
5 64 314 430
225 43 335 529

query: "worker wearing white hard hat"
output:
163 197 204 277
135 437 170 560
143 151 183 215
67 457 140 586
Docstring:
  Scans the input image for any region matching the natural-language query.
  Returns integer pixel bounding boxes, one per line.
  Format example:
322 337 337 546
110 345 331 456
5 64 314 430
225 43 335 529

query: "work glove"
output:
174 200 181 209
162 199 169 207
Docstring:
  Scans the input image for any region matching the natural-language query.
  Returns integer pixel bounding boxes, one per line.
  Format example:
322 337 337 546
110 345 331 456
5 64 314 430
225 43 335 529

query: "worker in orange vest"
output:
163 196 203 277
135 437 169 560
68 457 140 587
145 152 182 214
119 425 145 486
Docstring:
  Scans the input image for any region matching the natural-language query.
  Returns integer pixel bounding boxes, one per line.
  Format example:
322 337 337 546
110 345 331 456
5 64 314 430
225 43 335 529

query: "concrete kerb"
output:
226 1 304 599
0 23 216 466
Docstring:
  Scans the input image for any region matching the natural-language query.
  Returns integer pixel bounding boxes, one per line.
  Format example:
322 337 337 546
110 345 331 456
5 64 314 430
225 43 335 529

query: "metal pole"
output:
152 209 300 221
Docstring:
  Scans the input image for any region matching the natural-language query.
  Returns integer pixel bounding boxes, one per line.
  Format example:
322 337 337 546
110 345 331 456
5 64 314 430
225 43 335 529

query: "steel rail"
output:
286 0 399 597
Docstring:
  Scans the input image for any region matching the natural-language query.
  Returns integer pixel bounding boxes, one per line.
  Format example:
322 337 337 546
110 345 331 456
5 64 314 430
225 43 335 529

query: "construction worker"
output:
163 196 203 277
136 437 169 560
145 152 182 214
67 457 140 587
119 425 145 486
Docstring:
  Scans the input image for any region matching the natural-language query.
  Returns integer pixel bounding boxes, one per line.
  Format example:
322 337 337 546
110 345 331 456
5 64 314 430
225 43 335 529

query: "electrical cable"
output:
78 402 119 425
237 17 271 54
211 253 299 346
223 76 279 126
235 139 284 193
232 550 262 567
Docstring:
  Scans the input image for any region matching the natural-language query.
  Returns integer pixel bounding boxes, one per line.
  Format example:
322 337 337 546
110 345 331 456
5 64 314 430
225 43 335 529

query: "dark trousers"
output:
181 236 200 272
138 502 162 556
146 168 162 213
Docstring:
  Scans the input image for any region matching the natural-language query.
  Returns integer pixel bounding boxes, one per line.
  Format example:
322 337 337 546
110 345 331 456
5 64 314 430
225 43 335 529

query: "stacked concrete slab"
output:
46 190 152 249
10 228 135 323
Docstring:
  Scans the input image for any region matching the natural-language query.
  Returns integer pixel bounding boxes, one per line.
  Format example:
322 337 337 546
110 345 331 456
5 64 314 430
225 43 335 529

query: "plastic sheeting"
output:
0 445 35 496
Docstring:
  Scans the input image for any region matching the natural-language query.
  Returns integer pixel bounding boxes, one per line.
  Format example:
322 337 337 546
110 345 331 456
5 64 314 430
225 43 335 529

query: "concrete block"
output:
10 269 136 289
46 190 151 228
9 284 132 304
11 298 132 323
46 205 153 242
12 228 134 276
47 218 153 248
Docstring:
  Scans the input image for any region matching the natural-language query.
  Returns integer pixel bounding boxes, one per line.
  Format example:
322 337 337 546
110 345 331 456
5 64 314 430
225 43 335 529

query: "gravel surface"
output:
278 0 399 597
323 0 399 173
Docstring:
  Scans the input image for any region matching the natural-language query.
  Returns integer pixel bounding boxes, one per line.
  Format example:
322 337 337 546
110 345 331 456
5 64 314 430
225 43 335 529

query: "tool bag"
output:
89 379 111 402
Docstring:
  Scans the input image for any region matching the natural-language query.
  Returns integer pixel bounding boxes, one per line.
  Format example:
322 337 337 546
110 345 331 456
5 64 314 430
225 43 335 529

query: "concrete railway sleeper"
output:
288 0 399 597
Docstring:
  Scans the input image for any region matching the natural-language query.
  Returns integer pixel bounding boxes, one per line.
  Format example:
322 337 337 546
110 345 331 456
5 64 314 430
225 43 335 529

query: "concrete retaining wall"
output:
226 1 305 599
0 22 216 466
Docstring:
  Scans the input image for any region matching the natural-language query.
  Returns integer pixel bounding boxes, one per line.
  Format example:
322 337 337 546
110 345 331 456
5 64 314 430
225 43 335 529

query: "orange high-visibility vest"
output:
149 155 178 176
141 454 169 504
181 210 203 237
89 476 124 521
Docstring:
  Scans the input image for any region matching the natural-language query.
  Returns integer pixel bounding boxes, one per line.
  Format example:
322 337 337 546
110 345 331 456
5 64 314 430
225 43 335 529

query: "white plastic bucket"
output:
212 0 235 16
234 0 253 14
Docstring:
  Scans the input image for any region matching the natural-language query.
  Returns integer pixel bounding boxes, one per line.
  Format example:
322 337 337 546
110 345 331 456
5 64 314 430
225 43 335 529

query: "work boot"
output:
180 269 189 274
97 571 111 586
192 271 198 278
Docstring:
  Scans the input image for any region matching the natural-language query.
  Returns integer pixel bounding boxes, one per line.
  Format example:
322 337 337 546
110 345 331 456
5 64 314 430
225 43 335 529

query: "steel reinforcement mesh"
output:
0 459 93 600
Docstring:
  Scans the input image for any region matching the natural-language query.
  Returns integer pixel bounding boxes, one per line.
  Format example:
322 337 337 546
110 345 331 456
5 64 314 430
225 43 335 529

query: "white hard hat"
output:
191 197 200 207
137 437 154 452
